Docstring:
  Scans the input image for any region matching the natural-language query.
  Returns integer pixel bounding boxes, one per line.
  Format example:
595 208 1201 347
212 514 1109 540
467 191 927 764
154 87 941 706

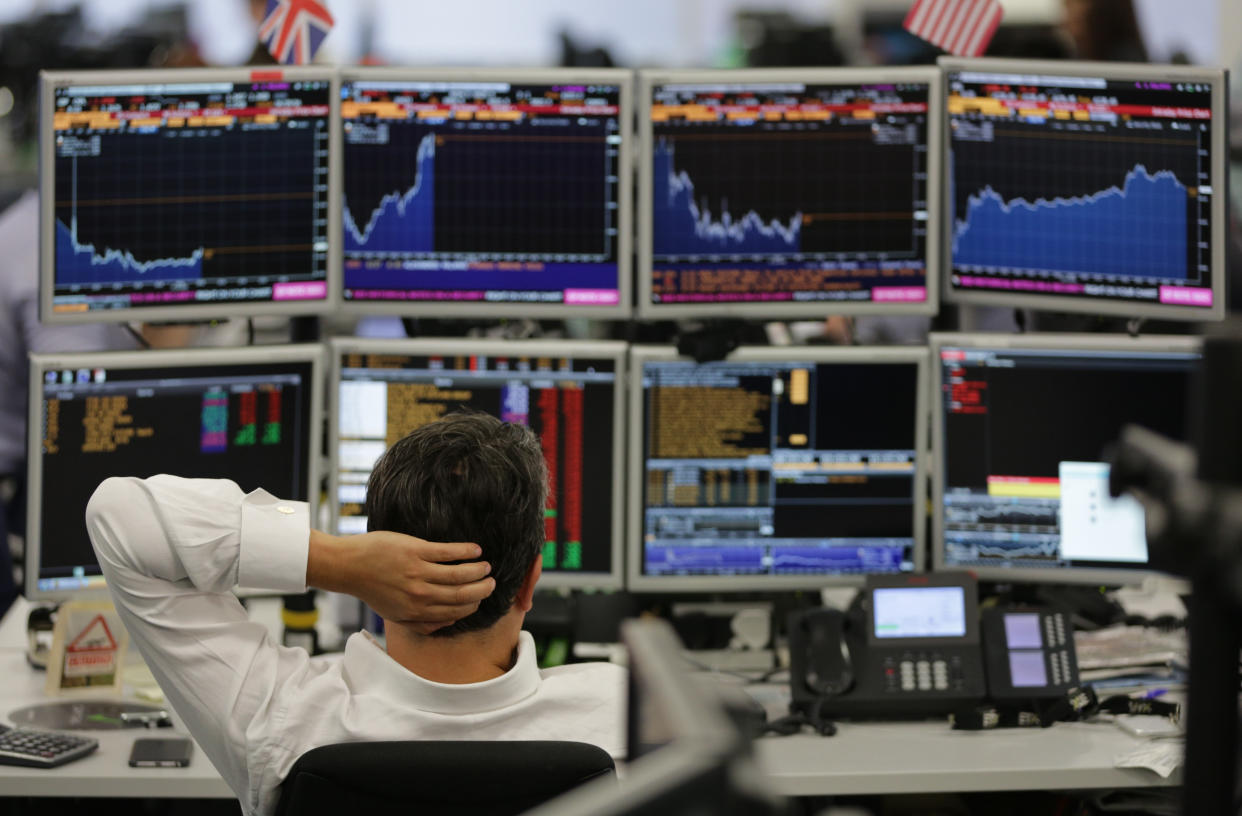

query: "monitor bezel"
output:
24 343 327 603
328 336 628 590
38 66 341 325
938 57 1228 322
929 331 1203 586
635 66 943 320
335 66 634 319
627 343 931 592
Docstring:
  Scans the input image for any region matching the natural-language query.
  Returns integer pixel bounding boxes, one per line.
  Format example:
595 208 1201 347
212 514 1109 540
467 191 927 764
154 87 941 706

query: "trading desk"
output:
0 597 1181 800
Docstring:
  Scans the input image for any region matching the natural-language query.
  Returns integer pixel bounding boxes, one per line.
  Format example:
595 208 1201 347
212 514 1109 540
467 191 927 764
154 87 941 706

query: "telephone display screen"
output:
873 586 967 639
1003 613 1043 649
1008 651 1049 688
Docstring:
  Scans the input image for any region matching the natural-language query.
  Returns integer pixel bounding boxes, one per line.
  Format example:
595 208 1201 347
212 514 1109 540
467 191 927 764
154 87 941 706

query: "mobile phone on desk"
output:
128 737 193 767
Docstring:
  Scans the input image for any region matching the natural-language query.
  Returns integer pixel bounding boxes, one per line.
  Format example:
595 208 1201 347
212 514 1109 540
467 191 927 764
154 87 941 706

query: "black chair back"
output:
274 740 616 816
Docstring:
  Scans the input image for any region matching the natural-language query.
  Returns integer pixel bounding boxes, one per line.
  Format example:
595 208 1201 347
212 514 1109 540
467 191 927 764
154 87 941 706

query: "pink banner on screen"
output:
872 286 927 303
273 281 327 301
957 275 1085 294
564 289 619 305
130 291 194 304
1159 286 1212 307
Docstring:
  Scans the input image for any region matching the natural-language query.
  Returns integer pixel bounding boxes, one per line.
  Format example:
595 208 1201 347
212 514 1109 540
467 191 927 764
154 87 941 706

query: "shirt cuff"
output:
238 488 310 593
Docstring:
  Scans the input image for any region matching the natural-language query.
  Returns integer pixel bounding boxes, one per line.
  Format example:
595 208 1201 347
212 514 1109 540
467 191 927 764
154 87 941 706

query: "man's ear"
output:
514 557 542 613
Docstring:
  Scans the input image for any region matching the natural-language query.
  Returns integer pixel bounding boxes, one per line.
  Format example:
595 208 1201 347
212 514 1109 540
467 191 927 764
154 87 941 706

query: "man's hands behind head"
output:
307 529 495 634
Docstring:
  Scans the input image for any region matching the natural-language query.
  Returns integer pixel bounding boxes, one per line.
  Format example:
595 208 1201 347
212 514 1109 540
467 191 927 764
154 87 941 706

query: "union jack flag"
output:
260 0 335 65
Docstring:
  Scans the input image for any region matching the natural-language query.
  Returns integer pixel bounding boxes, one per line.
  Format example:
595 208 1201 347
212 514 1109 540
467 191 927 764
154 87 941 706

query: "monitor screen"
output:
26 347 322 600
332 340 625 587
943 59 1226 320
933 335 1200 584
41 68 335 323
639 68 940 318
339 70 631 317
630 348 927 591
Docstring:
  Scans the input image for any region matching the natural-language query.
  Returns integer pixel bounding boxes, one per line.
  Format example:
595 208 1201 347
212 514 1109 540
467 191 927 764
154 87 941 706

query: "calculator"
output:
0 724 98 768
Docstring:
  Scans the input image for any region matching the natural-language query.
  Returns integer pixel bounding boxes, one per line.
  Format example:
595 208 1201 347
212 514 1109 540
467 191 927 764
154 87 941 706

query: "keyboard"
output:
0 724 99 768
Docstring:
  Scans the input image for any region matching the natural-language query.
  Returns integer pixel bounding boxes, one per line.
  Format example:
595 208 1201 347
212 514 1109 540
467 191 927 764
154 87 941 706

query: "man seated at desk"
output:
85 412 625 816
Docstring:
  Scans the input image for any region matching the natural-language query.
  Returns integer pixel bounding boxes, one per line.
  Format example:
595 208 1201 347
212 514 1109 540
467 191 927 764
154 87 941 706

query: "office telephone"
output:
788 574 1079 720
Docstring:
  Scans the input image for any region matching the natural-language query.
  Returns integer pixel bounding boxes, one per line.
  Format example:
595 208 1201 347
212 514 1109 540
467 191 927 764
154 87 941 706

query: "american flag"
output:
260 0 335 65
903 0 1004 57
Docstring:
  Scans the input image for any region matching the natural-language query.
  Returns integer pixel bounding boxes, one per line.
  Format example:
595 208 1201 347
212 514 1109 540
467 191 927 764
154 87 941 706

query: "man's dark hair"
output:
365 411 547 637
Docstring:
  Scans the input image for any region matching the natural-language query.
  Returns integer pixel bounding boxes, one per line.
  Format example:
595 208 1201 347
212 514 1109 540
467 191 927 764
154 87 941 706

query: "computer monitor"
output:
337 68 632 318
940 58 1227 321
931 333 1202 585
25 345 325 601
636 67 941 319
628 346 929 592
330 338 626 589
39 67 338 324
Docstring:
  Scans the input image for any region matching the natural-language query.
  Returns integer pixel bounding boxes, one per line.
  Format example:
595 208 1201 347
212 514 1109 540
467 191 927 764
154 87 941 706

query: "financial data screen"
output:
340 80 624 308
336 351 617 575
947 69 1216 310
640 359 919 578
50 78 331 314
648 80 931 307
938 344 1197 574
36 360 315 594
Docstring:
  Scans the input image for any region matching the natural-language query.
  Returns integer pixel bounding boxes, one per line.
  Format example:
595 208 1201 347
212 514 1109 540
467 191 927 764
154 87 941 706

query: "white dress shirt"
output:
86 475 626 816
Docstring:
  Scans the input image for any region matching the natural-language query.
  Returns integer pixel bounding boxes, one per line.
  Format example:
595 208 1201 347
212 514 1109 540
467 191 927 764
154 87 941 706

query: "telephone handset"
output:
789 575 1082 721
789 574 988 719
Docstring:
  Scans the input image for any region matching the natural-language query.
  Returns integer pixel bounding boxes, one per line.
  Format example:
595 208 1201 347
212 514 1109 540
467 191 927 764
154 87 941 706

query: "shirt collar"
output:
341 630 543 715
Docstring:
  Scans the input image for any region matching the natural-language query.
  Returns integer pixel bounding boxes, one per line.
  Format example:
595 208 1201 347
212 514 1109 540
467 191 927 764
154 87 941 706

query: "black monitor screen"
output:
336 351 617 576
947 69 1217 311
340 79 624 308
50 77 331 314
35 360 315 595
649 80 931 307
938 344 1197 574
640 359 920 578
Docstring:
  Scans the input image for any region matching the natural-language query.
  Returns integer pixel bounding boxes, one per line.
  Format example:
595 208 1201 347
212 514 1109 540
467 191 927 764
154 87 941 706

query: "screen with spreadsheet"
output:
28 352 318 598
339 70 629 315
640 68 939 317
634 352 924 588
935 338 1199 582
942 59 1226 319
42 69 333 322
333 343 621 585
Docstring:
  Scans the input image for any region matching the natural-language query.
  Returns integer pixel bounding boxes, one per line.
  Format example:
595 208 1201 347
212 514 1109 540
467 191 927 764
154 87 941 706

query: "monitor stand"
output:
9 700 168 731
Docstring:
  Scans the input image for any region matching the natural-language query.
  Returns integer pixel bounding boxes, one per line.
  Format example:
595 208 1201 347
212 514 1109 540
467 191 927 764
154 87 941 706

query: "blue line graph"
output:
55 218 202 286
343 133 435 254
952 165 1188 281
652 139 801 256
772 544 906 574
645 544 764 573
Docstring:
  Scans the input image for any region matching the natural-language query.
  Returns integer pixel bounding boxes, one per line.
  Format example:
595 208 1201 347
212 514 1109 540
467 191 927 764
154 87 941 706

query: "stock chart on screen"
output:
31 352 316 597
340 75 626 311
946 63 1220 315
635 352 923 588
47 73 331 316
334 343 621 584
644 73 934 313
935 338 1199 582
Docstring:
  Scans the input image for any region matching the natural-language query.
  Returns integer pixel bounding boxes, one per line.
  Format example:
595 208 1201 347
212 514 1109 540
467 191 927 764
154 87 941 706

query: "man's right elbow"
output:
85 476 138 549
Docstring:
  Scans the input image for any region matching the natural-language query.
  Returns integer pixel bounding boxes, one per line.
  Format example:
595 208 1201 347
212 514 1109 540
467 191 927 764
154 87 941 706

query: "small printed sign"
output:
46 601 129 695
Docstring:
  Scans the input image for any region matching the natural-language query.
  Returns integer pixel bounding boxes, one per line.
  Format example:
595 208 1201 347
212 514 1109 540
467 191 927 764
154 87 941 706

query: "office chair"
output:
274 740 616 816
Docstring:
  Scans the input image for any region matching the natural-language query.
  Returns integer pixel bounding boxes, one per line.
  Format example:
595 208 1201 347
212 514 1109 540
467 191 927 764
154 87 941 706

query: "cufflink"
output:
277 505 296 515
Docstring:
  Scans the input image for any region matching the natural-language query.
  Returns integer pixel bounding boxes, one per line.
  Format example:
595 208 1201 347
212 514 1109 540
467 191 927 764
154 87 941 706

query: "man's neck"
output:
384 618 522 685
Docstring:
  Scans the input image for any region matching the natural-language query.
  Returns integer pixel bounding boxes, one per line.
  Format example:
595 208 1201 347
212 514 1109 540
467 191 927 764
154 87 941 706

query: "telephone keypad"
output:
886 652 966 694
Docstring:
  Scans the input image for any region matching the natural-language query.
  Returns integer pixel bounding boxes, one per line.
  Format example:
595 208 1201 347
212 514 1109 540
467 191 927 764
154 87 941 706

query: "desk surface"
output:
0 597 1181 799
755 720 1180 797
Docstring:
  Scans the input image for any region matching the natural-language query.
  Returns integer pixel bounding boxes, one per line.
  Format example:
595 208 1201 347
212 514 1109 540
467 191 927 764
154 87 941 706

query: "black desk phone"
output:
789 573 1079 719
